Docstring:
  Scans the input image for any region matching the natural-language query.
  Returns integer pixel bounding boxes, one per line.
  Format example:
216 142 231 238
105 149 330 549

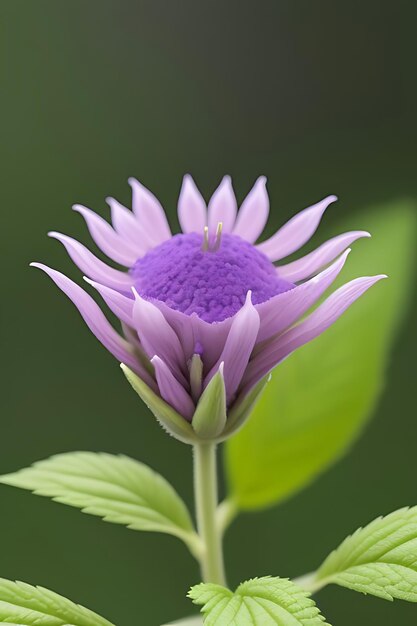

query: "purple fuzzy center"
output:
131 233 295 323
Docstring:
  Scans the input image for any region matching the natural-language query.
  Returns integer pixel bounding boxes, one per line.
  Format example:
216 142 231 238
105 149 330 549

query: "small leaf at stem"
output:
189 576 330 626
307 506 417 602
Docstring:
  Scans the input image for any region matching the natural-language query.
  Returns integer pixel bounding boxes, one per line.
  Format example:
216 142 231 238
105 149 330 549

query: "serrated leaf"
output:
189 576 330 626
0 577 113 625
226 203 416 509
0 452 197 548
310 506 417 601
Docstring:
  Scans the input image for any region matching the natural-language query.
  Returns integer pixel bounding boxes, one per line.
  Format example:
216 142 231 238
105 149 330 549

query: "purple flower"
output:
33 175 385 441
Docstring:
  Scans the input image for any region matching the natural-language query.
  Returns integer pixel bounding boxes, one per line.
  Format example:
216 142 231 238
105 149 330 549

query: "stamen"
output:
201 222 223 252
212 221 223 252
202 226 210 252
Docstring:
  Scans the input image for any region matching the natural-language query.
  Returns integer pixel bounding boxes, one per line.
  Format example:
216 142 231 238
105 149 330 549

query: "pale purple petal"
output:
146 301 196 361
277 230 371 282
128 177 171 245
206 292 260 401
177 174 207 234
149 300 234 370
207 176 238 234
31 263 155 387
233 176 269 243
191 314 234 371
242 274 386 393
106 196 153 253
121 322 151 364
257 195 338 261
48 232 133 292
84 279 134 326
73 204 139 266
132 291 187 382
151 356 195 421
255 248 351 342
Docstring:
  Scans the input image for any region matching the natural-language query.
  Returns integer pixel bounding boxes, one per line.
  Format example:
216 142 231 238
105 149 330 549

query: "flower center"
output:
131 232 295 323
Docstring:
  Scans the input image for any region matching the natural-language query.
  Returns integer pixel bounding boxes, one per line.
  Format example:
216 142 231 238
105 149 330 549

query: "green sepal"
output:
220 375 270 440
121 364 197 444
192 364 227 440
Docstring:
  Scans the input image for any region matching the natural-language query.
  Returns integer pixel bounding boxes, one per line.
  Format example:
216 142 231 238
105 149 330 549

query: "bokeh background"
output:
1 2 416 624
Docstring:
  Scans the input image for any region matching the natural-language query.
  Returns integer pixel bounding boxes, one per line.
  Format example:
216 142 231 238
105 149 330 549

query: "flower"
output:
33 175 385 442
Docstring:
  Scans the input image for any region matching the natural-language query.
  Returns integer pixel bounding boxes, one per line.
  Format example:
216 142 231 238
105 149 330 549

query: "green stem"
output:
293 571 322 594
193 442 227 585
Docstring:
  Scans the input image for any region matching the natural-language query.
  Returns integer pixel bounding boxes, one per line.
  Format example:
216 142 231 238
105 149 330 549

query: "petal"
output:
106 196 153 253
190 314 234 372
233 176 269 242
257 195 338 261
256 248 351 342
242 274 386 393
151 356 195 421
84 279 134 326
73 204 139 266
132 291 186 382
48 232 133 292
148 300 235 371
277 230 371 283
206 292 260 401
31 263 154 387
128 177 171 245
207 176 237 234
177 174 207 234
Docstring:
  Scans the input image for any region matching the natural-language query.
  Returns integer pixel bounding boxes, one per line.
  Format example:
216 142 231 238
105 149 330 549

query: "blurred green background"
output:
1 1 416 624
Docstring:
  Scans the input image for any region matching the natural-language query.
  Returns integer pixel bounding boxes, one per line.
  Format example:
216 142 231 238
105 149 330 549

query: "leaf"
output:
192 366 227 440
0 576 113 625
121 364 198 444
226 203 416 509
0 452 199 550
309 506 417 601
189 576 330 626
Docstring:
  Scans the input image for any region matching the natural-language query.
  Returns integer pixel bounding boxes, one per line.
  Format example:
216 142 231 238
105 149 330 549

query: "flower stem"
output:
193 442 227 585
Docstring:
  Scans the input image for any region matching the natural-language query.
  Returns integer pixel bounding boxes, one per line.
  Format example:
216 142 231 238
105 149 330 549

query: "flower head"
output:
33 175 385 442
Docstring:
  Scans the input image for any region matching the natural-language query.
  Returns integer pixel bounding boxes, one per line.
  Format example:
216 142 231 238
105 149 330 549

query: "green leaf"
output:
189 577 330 626
226 203 416 509
0 452 199 551
192 365 227 440
121 364 198 444
0 576 113 625
308 506 417 601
